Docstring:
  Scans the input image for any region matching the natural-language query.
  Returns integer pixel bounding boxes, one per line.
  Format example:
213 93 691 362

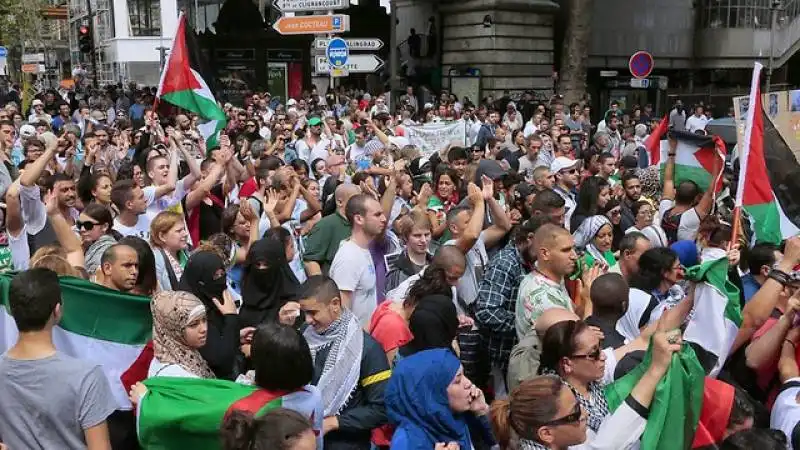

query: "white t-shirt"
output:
770 377 800 449
329 240 377 327
8 224 30 271
296 138 331 163
444 233 488 307
617 288 655 342
684 114 709 133
113 214 152 240
145 180 186 223
658 199 701 242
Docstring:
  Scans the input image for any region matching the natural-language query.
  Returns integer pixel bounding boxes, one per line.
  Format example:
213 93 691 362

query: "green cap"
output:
308 117 323 126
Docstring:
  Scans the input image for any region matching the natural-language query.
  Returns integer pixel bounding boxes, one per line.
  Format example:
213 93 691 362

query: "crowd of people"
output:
0 82 797 450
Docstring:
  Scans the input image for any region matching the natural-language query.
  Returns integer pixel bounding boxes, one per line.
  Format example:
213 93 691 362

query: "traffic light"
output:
78 25 93 54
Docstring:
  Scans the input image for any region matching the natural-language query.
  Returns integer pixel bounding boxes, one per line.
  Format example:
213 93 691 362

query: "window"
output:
128 0 160 36
701 0 775 29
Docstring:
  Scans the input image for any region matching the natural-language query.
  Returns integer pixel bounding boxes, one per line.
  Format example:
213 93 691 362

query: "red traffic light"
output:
79 25 89 35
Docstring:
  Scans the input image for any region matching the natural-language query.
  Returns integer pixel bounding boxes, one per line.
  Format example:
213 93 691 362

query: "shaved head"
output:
432 245 467 271
533 223 569 253
535 307 579 336
335 184 361 211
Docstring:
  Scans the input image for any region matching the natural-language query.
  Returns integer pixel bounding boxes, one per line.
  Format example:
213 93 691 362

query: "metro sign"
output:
314 38 384 51
273 0 348 12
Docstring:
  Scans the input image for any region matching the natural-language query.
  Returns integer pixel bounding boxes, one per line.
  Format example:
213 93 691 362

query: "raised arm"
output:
454 183 485 254
21 135 58 187
480 175 512 249
661 136 677 201
45 190 84 268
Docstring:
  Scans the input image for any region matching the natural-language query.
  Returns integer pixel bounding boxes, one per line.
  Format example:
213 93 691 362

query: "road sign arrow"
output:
313 38 384 52
272 0 348 12
315 54 384 74
272 14 350 35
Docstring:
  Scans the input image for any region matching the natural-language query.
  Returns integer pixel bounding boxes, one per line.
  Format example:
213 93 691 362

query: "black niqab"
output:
177 251 228 325
239 238 300 328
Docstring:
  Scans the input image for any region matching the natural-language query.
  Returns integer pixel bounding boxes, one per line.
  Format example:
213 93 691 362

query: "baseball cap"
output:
514 182 535 201
409 156 431 177
19 124 36 138
32 99 43 107
307 117 323 126
550 156 581 174
286 98 297 107
475 159 505 182
621 155 639 169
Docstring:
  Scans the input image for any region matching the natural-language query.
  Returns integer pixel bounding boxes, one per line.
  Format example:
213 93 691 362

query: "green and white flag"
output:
683 254 743 377
605 343 705 450
137 377 323 449
0 274 152 409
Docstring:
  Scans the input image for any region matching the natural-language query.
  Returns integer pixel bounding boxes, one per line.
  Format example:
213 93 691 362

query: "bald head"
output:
535 307 579 336
533 223 569 251
432 245 467 272
335 184 361 212
590 273 629 319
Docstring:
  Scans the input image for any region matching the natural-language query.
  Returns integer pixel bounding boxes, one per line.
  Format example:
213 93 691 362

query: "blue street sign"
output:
0 47 7 58
326 37 349 69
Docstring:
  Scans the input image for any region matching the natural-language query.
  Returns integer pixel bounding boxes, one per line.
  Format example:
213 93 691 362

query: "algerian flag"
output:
605 342 705 450
0 274 151 409
156 13 227 150
137 377 323 449
735 62 800 244
683 255 742 377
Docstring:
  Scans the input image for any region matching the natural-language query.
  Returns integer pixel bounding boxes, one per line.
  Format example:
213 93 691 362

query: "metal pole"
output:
766 1 780 93
85 0 98 88
389 0 398 112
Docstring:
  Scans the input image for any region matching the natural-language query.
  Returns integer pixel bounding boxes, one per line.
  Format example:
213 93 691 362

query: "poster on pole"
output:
405 120 467 157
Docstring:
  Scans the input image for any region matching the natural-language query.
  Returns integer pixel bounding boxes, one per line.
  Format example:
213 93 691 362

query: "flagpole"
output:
729 206 742 251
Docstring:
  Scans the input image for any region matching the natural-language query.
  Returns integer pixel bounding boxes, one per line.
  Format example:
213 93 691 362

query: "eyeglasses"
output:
570 347 602 360
560 168 579 175
541 402 582 427
76 220 100 231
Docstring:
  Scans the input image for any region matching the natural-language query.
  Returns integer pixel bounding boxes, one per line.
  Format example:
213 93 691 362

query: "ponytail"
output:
220 410 256 450
489 376 563 448
490 398 514 448
220 408 313 450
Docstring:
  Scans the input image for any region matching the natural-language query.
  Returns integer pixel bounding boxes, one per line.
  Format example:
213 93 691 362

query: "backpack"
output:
661 207 682 244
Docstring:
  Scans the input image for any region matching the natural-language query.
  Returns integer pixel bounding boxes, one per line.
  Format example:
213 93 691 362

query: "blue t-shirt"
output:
741 273 762 304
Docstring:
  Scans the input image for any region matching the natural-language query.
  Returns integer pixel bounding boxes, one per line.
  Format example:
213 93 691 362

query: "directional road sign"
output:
272 14 349 35
315 54 384 74
0 47 7 58
326 37 349 69
273 0 348 12
314 38 384 52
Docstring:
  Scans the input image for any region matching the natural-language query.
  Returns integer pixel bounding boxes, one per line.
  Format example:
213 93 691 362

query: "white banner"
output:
405 120 467 156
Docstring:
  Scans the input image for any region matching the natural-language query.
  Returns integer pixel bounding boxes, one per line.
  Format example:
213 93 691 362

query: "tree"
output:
559 0 592 105
0 0 48 49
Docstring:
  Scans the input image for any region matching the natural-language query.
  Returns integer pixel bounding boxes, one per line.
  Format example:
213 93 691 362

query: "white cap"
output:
550 156 581 174
19 124 36 138
286 98 297 106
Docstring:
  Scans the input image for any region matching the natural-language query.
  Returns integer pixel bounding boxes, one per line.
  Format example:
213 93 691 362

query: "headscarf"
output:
399 295 459 358
385 348 471 450
572 215 616 270
239 238 300 328
303 308 363 416
177 251 228 326
671 240 699 268
151 290 215 379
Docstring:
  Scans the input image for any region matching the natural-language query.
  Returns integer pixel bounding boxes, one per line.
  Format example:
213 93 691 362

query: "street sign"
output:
326 37 349 69
630 78 650 89
22 53 45 64
0 47 7 58
629 51 654 79
273 0 348 12
272 14 349 35
21 63 44 74
315 54 384 74
314 37 384 51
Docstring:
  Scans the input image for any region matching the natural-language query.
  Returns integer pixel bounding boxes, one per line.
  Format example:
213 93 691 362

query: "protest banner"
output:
405 120 467 156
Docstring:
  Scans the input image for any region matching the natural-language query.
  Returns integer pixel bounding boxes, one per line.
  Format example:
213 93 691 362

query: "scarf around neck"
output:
304 308 363 416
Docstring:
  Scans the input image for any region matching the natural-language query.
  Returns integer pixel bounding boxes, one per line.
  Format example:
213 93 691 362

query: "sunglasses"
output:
76 220 100 231
560 168 579 175
570 347 602 361
541 402 582 427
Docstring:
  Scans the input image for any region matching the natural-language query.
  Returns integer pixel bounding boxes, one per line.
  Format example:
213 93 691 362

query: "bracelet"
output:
769 268 790 285
785 339 796 350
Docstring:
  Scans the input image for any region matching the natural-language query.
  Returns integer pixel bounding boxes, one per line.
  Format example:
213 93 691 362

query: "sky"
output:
350 0 392 11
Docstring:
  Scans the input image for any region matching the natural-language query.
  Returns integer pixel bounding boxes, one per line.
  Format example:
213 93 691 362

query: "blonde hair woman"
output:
150 211 189 291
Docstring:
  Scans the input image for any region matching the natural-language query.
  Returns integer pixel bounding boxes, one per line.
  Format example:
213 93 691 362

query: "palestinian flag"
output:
735 62 800 244
0 274 151 409
156 13 227 149
651 130 727 193
644 115 668 167
605 341 705 450
682 254 742 377
137 377 323 449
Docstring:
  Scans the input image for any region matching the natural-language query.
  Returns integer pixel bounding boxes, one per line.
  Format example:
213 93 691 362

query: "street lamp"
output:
766 0 782 93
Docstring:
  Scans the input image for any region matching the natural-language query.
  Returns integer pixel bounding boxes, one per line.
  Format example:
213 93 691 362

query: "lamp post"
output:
766 0 781 93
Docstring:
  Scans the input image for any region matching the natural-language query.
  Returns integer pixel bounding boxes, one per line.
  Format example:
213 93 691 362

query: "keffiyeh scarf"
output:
304 308 364 416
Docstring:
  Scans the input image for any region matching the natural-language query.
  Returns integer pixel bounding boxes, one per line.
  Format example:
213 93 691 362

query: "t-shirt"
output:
515 269 573 340
770 377 800 448
444 234 488 307
658 199 701 242
113 214 153 240
329 240 377 327
0 352 117 450
303 212 352 274
368 301 413 353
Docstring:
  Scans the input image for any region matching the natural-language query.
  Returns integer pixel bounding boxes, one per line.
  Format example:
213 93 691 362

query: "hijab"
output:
239 238 300 328
177 251 228 326
572 215 616 270
386 348 471 450
151 290 215 378
399 295 459 358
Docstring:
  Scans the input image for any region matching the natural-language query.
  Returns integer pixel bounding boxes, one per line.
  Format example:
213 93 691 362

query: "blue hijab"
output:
385 348 471 450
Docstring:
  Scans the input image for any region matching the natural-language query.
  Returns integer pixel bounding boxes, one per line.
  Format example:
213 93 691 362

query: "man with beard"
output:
476 216 548 398
619 172 643 231
18 133 79 255
295 116 330 164
551 157 580 232
96 244 140 292
329 194 388 327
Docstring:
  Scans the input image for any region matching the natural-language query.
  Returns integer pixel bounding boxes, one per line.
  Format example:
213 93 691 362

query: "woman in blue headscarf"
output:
385 348 490 450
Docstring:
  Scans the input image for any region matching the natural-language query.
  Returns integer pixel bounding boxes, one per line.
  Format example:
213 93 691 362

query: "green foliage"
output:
0 0 49 48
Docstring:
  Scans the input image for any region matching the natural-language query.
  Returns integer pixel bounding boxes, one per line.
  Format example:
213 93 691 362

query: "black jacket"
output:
385 250 430 294
313 332 389 450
